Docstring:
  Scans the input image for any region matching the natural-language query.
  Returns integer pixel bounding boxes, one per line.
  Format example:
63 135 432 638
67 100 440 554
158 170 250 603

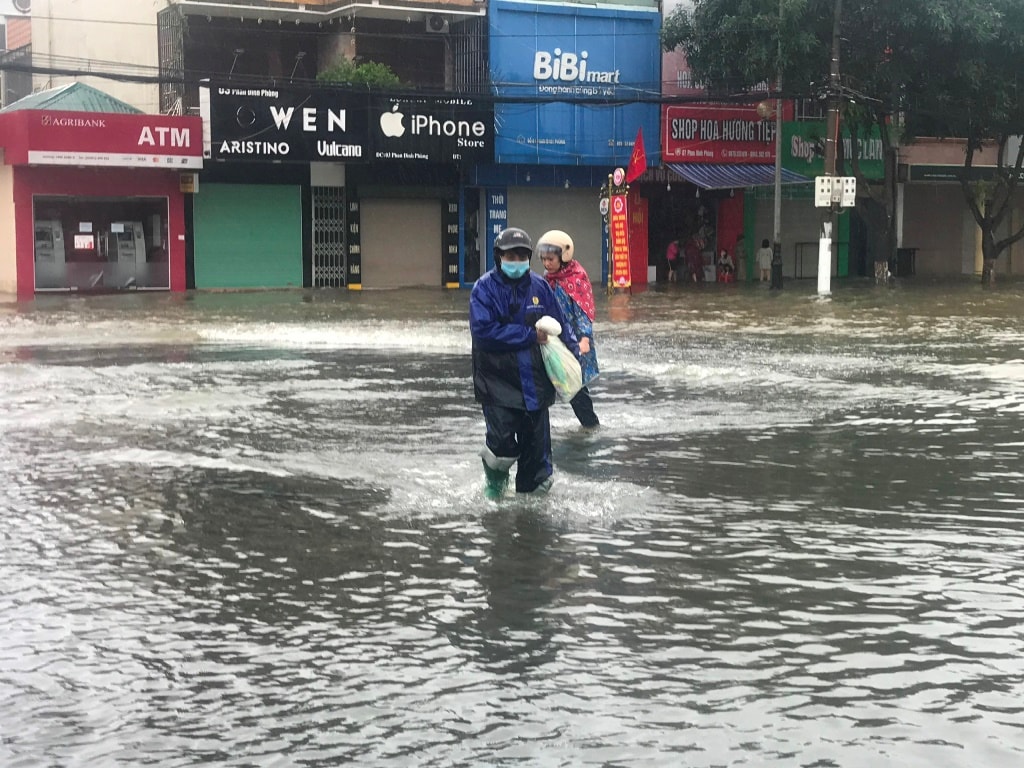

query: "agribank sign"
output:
0 110 203 168
489 0 661 166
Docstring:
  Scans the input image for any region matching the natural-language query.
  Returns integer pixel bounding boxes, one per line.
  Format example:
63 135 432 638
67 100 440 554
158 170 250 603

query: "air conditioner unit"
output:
425 15 448 34
0 0 31 15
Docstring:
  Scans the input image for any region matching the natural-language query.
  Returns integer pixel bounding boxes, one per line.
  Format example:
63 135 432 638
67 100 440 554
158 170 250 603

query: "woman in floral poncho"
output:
536 229 600 428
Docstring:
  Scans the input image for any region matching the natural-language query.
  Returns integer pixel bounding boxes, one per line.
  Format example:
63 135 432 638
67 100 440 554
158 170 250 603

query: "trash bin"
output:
895 247 917 277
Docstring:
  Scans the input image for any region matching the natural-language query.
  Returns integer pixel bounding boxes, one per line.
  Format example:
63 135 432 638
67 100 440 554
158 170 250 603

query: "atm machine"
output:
100 221 146 288
34 220 67 290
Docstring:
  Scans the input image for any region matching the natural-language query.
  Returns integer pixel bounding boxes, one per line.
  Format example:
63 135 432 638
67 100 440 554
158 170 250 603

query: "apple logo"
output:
380 104 405 138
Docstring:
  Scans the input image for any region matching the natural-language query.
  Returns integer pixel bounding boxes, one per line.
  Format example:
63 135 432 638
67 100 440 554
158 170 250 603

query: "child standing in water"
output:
536 229 600 428
756 238 774 282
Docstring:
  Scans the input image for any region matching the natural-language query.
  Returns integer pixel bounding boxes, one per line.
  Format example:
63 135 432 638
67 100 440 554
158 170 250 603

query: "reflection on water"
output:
2 281 1023 766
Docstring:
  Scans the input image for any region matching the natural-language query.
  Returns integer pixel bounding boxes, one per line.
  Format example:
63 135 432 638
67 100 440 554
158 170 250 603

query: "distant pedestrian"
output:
684 236 705 283
717 248 735 281
665 238 680 283
756 238 774 282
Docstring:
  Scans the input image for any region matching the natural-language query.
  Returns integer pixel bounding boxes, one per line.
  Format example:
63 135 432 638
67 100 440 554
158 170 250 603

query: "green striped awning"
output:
0 82 143 114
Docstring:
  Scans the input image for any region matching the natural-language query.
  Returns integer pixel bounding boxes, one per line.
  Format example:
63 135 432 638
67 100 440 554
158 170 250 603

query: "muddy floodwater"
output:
2 280 1023 766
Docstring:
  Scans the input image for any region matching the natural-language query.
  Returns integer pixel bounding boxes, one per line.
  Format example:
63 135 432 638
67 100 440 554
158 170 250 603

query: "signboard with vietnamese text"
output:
783 121 885 179
906 164 1024 183
663 105 776 164
609 193 631 288
484 188 508 272
0 110 204 168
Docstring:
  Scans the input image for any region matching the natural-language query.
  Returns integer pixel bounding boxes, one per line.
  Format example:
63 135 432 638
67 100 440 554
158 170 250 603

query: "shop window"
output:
33 197 170 292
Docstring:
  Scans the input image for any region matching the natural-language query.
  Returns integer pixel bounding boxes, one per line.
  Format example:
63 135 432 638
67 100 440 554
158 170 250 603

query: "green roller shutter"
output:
193 184 302 288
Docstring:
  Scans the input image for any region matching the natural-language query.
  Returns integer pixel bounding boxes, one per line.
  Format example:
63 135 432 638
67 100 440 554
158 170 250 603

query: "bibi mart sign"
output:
489 0 661 166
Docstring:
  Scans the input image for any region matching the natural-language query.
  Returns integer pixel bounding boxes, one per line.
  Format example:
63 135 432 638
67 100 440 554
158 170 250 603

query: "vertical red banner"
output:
610 193 631 288
628 188 648 285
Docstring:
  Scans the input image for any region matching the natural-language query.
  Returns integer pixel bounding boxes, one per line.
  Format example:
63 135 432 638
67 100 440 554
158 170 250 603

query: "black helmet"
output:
493 227 533 257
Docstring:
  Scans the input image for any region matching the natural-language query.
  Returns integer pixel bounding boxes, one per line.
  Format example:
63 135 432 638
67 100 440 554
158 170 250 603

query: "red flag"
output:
625 127 647 183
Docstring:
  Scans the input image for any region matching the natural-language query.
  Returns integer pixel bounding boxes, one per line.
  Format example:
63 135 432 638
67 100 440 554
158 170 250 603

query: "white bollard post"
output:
818 220 832 295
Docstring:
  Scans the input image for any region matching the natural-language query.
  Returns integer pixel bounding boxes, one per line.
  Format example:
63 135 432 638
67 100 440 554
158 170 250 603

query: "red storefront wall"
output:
13 166 188 298
717 194 744 260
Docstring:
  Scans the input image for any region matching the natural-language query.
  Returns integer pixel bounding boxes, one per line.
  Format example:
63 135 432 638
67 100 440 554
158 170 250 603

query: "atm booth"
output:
33 217 152 290
0 108 203 298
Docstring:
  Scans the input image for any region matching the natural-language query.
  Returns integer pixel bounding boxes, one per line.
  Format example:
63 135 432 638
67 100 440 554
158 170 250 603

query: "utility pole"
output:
770 0 784 290
818 0 843 295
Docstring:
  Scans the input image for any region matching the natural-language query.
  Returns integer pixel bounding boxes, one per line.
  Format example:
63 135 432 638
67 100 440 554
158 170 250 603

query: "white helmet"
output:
536 230 574 264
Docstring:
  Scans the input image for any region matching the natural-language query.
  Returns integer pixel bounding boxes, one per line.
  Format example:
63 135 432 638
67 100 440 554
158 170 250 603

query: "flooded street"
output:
2 280 1023 766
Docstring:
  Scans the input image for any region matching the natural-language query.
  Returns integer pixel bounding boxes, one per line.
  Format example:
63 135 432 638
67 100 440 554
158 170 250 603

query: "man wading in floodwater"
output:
470 227 579 500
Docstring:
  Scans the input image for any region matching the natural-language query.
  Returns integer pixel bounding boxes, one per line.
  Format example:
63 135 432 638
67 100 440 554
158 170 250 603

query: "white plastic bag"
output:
541 337 583 401
536 316 583 402
534 315 561 336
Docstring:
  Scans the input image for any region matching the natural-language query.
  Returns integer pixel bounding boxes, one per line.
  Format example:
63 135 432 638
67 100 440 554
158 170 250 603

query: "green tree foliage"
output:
913 1 1024 281
317 59 402 89
663 0 1024 279
662 0 826 97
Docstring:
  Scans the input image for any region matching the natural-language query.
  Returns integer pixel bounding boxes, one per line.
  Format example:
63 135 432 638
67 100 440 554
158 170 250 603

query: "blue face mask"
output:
500 260 531 280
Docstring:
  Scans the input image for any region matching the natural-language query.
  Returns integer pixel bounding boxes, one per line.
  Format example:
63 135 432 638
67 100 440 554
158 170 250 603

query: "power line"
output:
22 11 671 42
11 62 800 96
3 52 797 101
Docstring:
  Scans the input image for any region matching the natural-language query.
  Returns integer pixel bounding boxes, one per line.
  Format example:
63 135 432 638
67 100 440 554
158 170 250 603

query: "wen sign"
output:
203 83 370 163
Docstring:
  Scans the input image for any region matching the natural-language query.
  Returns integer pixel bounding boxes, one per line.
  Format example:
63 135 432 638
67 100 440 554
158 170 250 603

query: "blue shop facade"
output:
472 0 661 287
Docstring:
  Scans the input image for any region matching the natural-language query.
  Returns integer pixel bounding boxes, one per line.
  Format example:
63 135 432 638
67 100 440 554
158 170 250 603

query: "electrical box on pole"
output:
839 176 857 207
815 177 834 208
814 176 856 208
814 176 855 296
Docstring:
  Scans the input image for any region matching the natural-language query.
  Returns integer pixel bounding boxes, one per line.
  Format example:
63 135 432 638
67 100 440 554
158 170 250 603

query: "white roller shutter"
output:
361 198 441 288
507 188 605 281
